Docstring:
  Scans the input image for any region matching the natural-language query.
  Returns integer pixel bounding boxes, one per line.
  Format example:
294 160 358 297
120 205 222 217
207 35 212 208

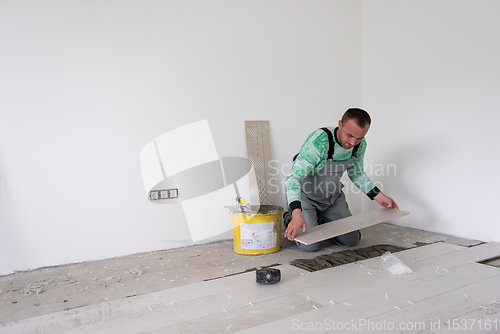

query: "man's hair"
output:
341 108 371 128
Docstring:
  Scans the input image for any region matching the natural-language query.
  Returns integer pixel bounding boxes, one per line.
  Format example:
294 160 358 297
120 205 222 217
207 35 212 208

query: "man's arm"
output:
285 129 328 240
374 192 399 209
284 208 307 241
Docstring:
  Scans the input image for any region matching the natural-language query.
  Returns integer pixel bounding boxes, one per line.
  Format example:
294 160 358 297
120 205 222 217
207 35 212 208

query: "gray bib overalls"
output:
294 127 361 252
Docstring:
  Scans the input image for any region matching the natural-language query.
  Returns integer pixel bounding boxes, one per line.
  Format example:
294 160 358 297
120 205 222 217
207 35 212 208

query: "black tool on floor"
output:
256 267 281 284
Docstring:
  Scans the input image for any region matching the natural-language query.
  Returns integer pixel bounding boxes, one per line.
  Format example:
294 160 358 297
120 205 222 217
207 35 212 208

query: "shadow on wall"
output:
365 144 440 231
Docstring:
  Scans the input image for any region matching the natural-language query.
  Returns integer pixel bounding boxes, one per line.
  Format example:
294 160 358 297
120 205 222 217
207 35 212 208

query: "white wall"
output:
361 0 500 242
0 0 362 275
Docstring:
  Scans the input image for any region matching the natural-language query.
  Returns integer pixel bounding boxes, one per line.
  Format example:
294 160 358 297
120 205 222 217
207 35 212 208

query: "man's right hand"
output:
284 209 307 241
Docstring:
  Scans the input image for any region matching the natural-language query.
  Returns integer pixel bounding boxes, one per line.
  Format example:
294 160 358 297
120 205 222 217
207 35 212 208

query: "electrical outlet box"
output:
169 189 178 198
149 188 178 201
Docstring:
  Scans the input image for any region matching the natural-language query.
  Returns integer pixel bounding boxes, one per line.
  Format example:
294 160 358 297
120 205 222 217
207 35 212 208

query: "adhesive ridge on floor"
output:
290 244 407 272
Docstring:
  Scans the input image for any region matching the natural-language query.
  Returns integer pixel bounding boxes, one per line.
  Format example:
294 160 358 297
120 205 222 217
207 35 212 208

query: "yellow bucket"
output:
227 205 283 255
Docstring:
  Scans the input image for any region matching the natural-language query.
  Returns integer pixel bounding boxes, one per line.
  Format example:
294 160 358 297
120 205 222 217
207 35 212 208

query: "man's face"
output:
337 119 370 150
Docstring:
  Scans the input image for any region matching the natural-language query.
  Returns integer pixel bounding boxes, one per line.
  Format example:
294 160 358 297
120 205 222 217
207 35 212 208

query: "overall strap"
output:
320 127 335 160
351 143 361 159
324 127 361 160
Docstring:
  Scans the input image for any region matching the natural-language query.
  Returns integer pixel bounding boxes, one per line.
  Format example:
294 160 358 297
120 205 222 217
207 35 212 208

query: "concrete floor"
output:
0 223 485 332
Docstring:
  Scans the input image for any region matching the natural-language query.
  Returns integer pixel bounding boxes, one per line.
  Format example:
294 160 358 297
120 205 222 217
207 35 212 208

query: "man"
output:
284 108 398 252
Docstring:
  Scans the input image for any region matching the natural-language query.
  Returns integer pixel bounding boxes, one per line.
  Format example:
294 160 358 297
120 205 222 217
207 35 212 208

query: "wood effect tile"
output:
62 292 244 334
368 275 500 332
0 294 159 334
295 208 410 245
138 293 319 334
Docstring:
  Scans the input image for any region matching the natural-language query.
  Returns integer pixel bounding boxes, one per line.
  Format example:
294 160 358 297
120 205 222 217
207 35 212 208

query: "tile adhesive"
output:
227 204 283 255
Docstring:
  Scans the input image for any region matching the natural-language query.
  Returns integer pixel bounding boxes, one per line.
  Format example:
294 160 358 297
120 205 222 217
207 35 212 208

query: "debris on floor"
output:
125 268 143 275
20 285 44 296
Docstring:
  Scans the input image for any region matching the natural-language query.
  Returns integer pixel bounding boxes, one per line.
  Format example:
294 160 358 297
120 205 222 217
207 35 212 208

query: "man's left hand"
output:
374 192 399 209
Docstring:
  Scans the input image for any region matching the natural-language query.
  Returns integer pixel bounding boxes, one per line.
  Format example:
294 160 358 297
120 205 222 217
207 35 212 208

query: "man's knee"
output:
295 240 320 252
333 230 361 247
